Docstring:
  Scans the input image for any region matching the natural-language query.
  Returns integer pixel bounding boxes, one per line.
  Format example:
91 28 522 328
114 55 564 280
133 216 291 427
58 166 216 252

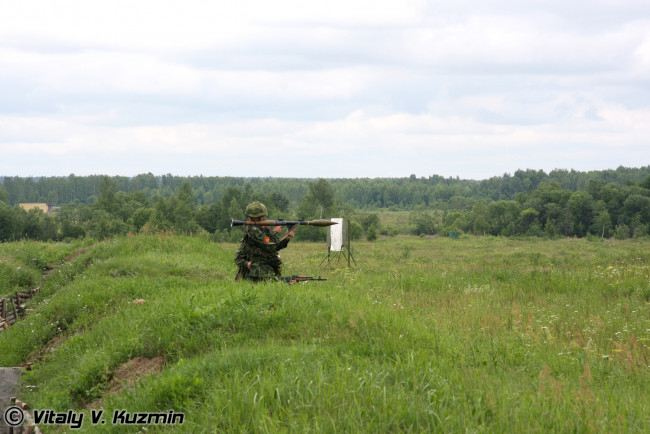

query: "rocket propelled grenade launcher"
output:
231 219 338 228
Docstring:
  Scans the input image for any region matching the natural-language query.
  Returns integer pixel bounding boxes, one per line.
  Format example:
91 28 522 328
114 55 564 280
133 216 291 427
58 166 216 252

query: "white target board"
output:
328 218 346 252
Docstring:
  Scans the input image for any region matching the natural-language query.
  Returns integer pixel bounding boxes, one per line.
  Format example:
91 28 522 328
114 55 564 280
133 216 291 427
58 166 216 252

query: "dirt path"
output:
0 367 22 433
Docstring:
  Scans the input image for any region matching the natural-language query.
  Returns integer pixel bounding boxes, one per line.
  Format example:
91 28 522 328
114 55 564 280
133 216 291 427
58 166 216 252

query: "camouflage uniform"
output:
234 225 290 281
234 202 291 282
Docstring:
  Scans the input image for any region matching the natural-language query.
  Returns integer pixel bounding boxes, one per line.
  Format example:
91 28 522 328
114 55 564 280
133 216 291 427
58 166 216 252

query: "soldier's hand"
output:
286 229 295 239
273 226 282 234
247 261 252 270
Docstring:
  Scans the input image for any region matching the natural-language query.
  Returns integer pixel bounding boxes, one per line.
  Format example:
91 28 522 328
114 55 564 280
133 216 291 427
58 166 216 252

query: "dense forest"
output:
2 166 649 208
1 166 649 242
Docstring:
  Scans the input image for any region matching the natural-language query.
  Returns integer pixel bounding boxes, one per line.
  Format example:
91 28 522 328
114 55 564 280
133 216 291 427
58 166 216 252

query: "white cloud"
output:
1 0 649 178
3 98 648 158
632 30 650 75
0 0 428 52
0 48 201 95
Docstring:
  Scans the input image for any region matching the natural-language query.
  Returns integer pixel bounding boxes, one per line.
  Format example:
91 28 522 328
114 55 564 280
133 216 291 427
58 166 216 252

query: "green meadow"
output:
1 234 649 432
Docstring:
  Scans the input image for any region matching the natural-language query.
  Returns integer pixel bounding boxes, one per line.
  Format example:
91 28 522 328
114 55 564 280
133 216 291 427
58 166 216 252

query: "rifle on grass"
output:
280 275 327 284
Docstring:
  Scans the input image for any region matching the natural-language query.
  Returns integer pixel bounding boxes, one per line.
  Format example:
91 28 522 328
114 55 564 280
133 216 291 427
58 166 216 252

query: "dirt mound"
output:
109 356 165 394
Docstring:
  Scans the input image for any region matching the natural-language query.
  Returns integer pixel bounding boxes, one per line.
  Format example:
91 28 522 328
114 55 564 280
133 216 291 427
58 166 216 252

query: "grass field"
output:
1 234 649 432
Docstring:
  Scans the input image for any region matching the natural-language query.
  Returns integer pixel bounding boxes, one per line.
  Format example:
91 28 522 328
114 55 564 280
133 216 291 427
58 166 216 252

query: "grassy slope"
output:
0 240 89 297
0 234 648 432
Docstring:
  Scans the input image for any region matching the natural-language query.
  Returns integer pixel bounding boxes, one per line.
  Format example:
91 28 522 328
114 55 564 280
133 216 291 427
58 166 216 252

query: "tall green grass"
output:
0 234 648 432
0 240 87 296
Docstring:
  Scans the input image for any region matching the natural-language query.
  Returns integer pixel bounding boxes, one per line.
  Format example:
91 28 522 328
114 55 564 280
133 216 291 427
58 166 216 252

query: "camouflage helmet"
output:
245 201 268 218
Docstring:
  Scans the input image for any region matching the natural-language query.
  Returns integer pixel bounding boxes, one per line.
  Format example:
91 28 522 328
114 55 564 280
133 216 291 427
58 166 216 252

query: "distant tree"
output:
544 218 557 238
629 215 648 238
410 209 437 235
60 219 86 239
613 224 629 240
131 208 154 232
517 208 539 234
623 194 650 223
295 199 317 221
360 213 380 234
444 211 462 226
348 221 364 241
196 204 219 233
366 225 378 241
640 174 650 190
173 182 198 234
301 178 337 218
89 209 128 239
150 197 174 230
544 203 563 224
469 201 489 230
268 192 290 213
177 181 196 211
228 198 244 221
586 179 607 200
0 202 15 241
567 191 595 237
23 209 46 240
591 201 612 238
95 176 118 214
487 201 521 235
473 216 490 235
366 224 378 241
241 183 254 206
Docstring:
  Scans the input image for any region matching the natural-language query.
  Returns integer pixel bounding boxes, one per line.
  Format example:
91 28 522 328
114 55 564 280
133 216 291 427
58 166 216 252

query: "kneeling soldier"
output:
234 201 295 281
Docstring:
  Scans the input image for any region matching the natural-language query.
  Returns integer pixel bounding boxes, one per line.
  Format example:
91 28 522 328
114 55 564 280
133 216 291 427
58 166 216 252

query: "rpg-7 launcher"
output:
230 219 337 228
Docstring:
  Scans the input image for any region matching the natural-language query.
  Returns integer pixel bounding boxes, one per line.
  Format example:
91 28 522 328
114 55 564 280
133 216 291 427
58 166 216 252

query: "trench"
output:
0 245 96 433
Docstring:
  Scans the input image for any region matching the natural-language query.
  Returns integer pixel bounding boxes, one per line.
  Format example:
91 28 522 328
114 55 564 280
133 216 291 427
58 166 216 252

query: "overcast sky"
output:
1 0 649 180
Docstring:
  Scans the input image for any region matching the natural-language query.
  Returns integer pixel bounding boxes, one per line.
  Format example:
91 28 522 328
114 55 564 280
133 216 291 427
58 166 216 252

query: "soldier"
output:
234 201 295 281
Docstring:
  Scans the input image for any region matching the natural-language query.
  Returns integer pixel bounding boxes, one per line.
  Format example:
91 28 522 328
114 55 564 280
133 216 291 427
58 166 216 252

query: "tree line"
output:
2 166 649 209
1 168 649 242
413 176 650 239
0 177 346 242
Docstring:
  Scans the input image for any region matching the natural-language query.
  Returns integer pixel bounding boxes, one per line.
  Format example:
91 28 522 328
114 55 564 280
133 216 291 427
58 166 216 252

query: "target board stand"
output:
319 218 356 271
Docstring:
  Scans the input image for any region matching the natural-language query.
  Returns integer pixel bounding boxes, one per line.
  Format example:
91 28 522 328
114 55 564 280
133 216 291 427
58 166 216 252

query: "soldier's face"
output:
249 216 265 222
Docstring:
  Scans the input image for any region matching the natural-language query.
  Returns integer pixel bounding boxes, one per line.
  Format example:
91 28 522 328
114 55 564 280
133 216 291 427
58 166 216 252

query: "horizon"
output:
1 165 649 183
